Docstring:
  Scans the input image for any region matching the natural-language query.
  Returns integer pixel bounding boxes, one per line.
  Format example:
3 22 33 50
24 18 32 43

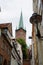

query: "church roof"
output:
16 11 26 31
19 11 24 29
16 28 26 32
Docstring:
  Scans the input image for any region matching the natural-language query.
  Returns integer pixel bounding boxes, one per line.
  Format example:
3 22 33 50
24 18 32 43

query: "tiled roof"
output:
0 23 11 28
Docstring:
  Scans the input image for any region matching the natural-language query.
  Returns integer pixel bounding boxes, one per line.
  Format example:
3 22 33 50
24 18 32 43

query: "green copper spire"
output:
19 11 24 29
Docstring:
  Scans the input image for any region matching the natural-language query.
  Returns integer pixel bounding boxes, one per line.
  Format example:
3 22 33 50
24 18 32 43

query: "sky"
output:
0 0 33 46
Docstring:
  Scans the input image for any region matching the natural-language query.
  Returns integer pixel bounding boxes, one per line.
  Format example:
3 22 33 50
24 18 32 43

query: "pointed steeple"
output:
19 11 24 29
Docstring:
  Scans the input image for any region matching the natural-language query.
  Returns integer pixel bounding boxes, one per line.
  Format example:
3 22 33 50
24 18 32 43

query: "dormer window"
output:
3 28 8 34
4 28 8 32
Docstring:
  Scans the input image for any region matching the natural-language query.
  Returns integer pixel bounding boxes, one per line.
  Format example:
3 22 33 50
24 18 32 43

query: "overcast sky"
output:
0 0 33 46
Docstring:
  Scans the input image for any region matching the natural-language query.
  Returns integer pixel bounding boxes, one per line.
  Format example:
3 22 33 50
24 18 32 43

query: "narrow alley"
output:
0 0 43 65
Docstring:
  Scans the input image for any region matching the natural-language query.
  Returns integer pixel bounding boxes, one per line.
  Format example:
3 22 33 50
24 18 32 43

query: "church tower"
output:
15 11 26 42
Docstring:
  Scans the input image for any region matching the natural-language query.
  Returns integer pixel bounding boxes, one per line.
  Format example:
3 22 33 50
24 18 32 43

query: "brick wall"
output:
15 29 26 42
23 59 31 65
0 33 12 65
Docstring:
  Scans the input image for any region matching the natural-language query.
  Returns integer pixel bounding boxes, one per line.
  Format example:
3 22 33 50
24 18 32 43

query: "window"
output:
4 28 8 33
0 55 3 65
3 28 8 35
13 42 17 48
17 50 20 55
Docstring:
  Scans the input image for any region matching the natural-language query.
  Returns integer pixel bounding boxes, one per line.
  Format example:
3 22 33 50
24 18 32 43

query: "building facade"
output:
31 0 43 65
11 39 23 65
0 23 23 65
0 23 12 65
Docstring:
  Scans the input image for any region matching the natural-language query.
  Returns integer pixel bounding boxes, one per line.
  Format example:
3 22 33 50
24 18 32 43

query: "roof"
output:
0 23 11 28
16 28 26 32
19 11 24 29
16 11 26 31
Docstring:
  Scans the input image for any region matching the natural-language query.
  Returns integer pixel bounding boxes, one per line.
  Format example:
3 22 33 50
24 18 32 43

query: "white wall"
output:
16 42 23 65
11 56 18 65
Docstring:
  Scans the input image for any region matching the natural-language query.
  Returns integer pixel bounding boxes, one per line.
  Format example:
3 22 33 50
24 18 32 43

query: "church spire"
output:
19 11 24 29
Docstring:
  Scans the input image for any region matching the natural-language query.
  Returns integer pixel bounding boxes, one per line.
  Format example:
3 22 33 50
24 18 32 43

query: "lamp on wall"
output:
30 13 42 39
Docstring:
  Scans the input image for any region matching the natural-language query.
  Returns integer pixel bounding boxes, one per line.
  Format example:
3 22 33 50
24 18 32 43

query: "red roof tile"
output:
0 23 11 28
